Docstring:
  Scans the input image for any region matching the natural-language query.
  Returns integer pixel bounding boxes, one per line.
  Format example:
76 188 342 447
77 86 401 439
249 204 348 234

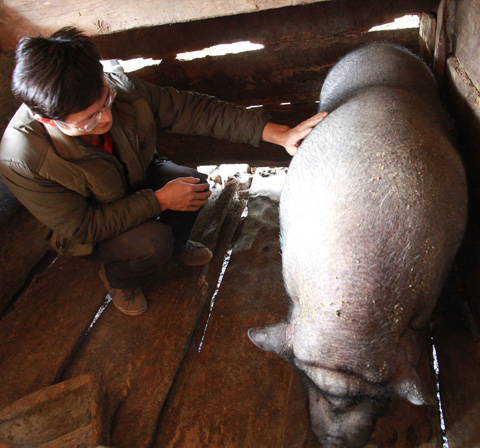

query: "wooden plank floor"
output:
0 256 106 409
0 168 479 447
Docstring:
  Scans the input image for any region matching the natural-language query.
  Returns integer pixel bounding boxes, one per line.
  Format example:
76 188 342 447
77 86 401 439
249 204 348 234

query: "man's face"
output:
37 81 116 137
59 82 115 136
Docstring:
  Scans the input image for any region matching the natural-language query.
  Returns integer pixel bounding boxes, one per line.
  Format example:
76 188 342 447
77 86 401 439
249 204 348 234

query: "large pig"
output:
248 43 468 447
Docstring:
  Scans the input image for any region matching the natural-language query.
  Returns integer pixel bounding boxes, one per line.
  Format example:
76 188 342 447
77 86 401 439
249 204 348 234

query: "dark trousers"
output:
90 159 208 289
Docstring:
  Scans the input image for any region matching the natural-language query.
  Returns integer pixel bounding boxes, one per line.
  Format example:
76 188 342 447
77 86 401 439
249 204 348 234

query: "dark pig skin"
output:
249 43 468 448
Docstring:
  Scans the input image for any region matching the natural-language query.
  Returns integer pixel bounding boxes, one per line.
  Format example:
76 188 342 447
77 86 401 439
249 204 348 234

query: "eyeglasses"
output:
55 84 117 133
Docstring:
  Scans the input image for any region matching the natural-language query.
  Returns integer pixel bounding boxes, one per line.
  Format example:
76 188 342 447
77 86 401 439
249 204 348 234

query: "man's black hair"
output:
12 26 105 120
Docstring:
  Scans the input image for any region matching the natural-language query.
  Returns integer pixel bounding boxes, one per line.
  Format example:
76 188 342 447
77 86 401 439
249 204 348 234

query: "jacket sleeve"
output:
0 159 161 245
126 75 270 146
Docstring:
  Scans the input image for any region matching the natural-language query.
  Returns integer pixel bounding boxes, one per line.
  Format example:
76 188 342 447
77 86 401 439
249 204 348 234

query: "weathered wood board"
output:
154 191 301 447
0 256 106 410
60 262 210 447
0 176 243 447
137 29 419 106
444 55 480 327
0 0 333 52
419 13 437 66
0 204 50 314
448 0 480 93
0 374 110 447
0 0 440 54
92 0 438 61
55 178 246 448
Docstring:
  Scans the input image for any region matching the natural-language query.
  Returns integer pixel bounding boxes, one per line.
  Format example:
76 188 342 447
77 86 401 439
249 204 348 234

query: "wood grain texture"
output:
0 0 331 52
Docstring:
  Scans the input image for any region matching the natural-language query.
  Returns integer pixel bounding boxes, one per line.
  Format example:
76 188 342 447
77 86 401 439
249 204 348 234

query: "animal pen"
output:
0 0 479 447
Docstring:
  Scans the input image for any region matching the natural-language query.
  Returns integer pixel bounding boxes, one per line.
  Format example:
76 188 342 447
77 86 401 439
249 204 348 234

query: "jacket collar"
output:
43 124 90 160
44 120 121 161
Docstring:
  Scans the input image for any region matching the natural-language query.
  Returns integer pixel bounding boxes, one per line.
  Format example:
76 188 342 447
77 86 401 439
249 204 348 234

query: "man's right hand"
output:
154 177 211 212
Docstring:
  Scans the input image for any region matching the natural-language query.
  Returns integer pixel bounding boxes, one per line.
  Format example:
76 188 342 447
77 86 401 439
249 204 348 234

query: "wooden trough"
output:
1 0 480 447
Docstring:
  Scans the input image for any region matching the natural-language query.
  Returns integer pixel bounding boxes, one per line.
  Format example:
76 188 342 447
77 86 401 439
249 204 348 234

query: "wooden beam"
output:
0 0 439 55
136 29 419 105
433 0 450 80
91 0 439 61
0 0 332 52
419 13 437 67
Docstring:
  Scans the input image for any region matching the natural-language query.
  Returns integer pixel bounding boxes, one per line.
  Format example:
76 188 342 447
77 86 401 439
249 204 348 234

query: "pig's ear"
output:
392 369 435 406
248 322 293 358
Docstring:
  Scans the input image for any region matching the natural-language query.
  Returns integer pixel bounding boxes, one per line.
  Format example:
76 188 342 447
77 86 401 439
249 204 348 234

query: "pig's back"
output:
280 85 467 321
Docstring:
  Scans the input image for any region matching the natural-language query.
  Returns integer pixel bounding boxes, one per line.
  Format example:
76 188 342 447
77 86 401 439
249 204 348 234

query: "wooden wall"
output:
421 3 480 446
439 0 480 326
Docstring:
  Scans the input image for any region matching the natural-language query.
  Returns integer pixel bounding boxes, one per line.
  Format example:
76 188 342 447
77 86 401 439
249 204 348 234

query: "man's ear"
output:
34 114 57 127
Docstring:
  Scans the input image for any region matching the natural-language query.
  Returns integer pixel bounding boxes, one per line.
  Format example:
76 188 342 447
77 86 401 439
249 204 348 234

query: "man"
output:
0 27 327 316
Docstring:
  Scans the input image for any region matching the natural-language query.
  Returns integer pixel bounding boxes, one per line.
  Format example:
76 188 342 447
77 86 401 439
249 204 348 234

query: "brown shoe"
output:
180 240 213 266
99 265 148 316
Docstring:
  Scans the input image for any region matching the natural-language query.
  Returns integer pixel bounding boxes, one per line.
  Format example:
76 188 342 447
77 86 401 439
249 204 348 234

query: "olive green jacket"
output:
0 72 268 256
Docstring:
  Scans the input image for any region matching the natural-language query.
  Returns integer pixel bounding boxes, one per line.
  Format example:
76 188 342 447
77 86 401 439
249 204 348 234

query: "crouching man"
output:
0 27 326 316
